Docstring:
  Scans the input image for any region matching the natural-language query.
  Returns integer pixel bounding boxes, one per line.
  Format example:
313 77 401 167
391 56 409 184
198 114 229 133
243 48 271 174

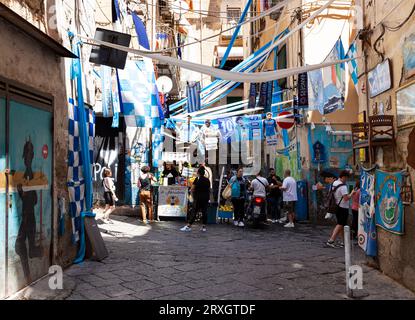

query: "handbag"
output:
222 183 232 200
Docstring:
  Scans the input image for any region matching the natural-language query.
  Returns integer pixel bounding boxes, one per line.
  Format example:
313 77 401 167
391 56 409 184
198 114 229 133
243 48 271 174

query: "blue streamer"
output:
132 12 150 50
74 212 96 264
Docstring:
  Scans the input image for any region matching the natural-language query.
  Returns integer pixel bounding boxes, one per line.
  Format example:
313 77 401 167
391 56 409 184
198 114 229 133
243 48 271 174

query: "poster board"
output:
157 185 188 217
396 81 415 129
368 59 392 98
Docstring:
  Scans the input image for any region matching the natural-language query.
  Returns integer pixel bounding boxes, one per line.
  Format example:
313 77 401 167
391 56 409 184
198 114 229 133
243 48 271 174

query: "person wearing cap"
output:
137 166 157 224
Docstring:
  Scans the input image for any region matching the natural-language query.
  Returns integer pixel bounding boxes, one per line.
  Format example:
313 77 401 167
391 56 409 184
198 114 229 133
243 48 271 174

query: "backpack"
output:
326 183 346 213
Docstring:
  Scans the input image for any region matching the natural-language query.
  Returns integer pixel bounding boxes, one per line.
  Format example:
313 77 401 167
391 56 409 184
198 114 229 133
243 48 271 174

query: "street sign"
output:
277 111 295 129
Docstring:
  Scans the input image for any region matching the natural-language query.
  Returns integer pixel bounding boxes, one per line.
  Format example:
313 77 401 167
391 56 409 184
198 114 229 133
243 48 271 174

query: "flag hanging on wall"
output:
375 170 405 235
186 81 201 113
358 170 377 257
67 99 95 244
346 41 359 86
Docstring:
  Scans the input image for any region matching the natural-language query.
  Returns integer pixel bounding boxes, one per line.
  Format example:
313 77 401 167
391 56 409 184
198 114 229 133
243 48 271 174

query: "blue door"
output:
296 180 309 221
6 100 53 295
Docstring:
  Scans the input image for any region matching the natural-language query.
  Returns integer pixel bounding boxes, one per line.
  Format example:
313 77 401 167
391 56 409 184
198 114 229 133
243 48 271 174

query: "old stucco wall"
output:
359 0 415 292
0 16 77 273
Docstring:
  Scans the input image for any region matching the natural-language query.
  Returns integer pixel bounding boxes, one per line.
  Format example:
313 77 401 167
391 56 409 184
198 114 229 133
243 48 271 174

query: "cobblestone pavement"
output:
62 214 415 300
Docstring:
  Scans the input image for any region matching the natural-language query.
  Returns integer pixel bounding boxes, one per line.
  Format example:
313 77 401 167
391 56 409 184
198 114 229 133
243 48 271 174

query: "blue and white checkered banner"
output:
67 98 95 244
186 81 201 113
118 59 163 128
346 41 359 86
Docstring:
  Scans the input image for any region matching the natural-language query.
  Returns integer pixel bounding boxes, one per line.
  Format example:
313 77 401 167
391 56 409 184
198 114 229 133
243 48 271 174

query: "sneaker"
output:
107 219 114 224
336 241 345 248
326 240 337 248
283 222 294 228
278 218 287 224
238 221 245 227
180 226 192 232
201 227 207 232
271 219 277 224
233 220 239 226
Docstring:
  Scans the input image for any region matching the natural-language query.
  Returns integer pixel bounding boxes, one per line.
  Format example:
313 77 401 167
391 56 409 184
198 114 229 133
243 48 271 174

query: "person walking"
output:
279 170 298 228
180 166 211 232
138 166 157 224
267 168 283 223
249 170 269 218
103 168 118 224
228 167 249 227
351 180 361 241
326 170 354 248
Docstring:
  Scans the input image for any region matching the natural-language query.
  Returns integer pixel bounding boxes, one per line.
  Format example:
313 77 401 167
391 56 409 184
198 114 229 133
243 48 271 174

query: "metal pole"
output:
344 225 352 298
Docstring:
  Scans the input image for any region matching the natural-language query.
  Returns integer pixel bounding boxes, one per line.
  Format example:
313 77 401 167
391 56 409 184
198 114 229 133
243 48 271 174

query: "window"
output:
227 7 241 23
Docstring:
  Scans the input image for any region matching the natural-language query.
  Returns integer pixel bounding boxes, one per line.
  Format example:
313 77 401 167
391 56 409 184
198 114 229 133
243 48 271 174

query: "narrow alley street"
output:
59 213 414 300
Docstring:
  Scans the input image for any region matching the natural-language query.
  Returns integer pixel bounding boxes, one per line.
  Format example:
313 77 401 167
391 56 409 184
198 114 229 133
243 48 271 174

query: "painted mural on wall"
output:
309 125 353 170
93 116 124 203
375 170 405 235
358 170 377 257
6 101 52 294
125 127 149 206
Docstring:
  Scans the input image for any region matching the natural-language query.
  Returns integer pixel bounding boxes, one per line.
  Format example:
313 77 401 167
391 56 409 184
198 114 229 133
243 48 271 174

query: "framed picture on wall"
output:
368 59 392 98
396 80 415 129
403 33 415 79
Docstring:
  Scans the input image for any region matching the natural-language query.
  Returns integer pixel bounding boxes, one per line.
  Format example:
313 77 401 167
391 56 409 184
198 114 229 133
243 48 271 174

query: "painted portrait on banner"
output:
375 170 405 235
358 171 377 256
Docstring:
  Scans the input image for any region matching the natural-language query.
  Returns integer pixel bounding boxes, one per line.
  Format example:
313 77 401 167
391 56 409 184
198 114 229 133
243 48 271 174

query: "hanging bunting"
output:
346 41 359 86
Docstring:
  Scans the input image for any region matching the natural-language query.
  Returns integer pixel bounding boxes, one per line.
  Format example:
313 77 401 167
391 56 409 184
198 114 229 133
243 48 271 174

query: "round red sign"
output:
42 145 48 159
276 111 295 129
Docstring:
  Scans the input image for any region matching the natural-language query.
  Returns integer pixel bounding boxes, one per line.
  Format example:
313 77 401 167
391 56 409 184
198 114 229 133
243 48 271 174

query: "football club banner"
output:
358 170 377 256
248 83 258 109
217 115 263 143
308 39 345 114
375 170 405 235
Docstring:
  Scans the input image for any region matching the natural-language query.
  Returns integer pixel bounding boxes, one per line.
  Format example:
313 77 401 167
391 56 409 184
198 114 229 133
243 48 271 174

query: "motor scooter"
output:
245 190 267 227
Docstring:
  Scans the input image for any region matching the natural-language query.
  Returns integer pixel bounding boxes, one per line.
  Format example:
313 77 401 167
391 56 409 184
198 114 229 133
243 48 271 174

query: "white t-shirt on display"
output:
251 176 269 198
282 176 298 202
333 179 350 209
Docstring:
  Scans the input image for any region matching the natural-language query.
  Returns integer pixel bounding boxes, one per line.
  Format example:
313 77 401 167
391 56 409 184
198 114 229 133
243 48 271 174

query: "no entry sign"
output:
277 111 295 129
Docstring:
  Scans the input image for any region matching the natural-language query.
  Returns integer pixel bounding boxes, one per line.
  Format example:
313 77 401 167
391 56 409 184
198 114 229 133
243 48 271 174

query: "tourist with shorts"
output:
138 166 157 224
103 168 118 224
326 170 354 248
280 170 298 228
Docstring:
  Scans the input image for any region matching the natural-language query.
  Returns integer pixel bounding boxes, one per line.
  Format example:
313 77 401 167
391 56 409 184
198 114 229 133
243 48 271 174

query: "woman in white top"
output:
103 168 118 223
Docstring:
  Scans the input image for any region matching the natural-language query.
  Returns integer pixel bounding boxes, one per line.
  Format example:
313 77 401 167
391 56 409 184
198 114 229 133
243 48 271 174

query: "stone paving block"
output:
61 218 415 301
121 279 161 292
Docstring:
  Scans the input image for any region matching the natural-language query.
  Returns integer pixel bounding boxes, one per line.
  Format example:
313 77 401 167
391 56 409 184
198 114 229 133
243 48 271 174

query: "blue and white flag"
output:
118 59 163 128
186 81 201 113
346 41 359 86
67 99 95 244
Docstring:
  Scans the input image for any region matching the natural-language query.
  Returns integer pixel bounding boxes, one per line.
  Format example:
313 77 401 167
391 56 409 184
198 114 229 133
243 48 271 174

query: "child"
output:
103 168 118 223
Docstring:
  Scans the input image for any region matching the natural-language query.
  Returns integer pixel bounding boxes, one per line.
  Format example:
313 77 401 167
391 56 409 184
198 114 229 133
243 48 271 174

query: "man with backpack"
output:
325 170 354 248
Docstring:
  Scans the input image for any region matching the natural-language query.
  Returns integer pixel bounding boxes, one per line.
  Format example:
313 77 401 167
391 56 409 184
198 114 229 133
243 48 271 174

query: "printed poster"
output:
158 186 188 217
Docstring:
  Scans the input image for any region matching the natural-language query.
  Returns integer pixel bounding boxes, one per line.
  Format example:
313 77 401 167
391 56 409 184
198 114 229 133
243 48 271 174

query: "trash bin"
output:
207 202 218 224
